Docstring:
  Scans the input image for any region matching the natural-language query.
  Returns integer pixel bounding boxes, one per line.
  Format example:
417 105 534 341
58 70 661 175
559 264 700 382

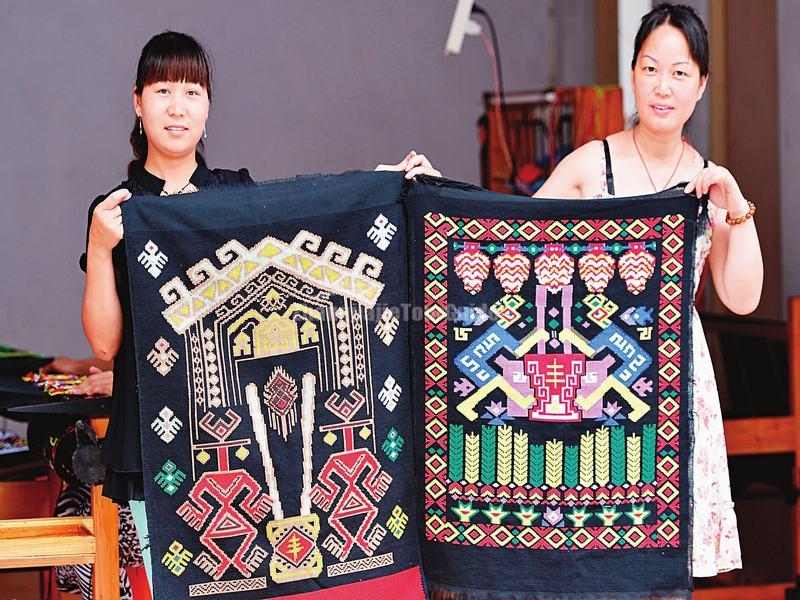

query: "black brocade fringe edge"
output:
412 173 485 192
428 583 691 600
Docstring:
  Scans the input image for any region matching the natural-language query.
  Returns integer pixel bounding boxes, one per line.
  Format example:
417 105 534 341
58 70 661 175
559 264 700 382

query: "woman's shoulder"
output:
568 139 606 164
534 141 605 199
550 140 606 180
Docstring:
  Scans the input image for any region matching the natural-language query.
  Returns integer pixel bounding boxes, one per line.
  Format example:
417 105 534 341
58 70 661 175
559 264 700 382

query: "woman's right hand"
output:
88 188 131 252
375 150 442 180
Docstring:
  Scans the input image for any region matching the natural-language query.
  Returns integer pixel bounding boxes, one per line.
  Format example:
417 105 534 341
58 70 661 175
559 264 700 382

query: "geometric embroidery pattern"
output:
151 406 183 443
154 460 187 495
374 307 399 346
266 514 324 584
162 541 193 576
247 372 322 585
421 210 688 553
366 213 397 251
201 329 222 408
326 552 394 578
148 337 179 376
178 468 272 581
378 375 402 412
138 239 168 278
198 409 242 442
159 231 385 334
381 428 404 462
264 367 299 441
386 505 409 539
335 308 354 388
188 578 268 597
149 225 409 592
124 180 428 600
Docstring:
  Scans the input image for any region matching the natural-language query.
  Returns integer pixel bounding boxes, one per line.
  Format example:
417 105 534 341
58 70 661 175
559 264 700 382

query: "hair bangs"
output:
136 32 212 98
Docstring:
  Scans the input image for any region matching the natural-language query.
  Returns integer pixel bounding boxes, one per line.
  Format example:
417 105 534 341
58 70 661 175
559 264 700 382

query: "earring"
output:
203 125 208 139
138 116 143 135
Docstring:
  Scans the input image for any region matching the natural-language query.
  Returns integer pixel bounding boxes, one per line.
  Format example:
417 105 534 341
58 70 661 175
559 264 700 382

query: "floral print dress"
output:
597 151 742 577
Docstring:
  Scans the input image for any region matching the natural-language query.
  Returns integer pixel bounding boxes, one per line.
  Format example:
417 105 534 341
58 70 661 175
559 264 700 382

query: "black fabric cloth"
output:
80 155 253 503
406 181 700 598
122 171 425 599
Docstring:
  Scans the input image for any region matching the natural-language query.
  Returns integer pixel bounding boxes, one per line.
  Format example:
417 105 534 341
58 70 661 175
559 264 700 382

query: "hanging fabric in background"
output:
123 172 424 599
407 181 699 599
480 86 624 196
573 85 625 149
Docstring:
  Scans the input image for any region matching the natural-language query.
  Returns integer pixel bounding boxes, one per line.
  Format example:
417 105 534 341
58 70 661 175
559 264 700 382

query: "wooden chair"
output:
0 417 120 599
694 296 800 599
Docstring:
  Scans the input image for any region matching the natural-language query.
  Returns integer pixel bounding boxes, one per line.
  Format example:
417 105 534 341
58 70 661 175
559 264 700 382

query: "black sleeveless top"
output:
80 156 254 503
601 138 707 196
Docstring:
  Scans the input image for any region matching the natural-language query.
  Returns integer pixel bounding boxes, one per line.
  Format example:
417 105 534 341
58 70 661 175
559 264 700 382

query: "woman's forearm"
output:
710 195 764 315
719 219 763 314
82 244 123 361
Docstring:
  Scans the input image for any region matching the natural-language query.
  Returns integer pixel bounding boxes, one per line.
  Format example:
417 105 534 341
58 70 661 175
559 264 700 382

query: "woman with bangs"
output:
81 30 439 587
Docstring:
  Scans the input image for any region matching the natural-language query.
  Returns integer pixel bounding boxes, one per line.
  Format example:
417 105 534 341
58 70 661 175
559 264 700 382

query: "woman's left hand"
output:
67 366 113 397
375 150 442 180
683 164 749 216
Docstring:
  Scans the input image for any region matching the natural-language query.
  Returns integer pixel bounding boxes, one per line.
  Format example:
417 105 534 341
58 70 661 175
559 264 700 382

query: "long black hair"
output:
632 3 709 77
128 31 213 178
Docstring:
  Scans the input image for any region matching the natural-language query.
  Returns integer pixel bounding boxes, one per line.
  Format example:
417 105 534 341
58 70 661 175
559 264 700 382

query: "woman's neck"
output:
144 152 198 193
631 124 684 161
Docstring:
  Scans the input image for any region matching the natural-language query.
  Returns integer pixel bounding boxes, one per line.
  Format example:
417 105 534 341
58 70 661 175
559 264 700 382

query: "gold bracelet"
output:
725 200 756 226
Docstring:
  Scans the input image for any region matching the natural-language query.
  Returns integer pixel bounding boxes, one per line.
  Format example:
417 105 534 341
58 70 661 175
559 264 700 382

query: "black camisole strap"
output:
602 138 615 196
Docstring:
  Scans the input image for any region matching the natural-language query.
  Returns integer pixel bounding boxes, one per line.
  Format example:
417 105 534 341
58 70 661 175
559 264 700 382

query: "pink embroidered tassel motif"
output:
534 243 574 293
493 243 531 294
578 243 615 293
618 241 656 294
454 241 491 294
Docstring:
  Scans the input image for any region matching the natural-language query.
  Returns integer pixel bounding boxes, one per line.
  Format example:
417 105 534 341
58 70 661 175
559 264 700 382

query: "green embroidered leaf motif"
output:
449 424 464 481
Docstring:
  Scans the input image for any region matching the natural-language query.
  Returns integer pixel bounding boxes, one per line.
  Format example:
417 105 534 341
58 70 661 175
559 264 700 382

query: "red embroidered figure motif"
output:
178 466 272 580
310 424 392 561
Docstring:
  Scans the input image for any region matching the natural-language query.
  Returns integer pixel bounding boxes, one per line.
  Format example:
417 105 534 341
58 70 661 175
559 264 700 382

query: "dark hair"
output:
631 3 709 78
128 31 213 178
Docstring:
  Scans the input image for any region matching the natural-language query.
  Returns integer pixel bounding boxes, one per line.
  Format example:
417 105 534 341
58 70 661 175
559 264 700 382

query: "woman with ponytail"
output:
535 3 761 577
80 31 438 587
